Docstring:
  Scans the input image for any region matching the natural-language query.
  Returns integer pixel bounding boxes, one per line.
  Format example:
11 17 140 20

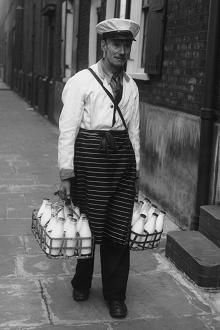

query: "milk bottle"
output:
147 204 157 222
37 199 50 218
155 210 166 241
64 215 77 257
73 206 80 219
140 198 151 218
144 212 157 246
64 203 73 220
40 201 52 227
155 211 166 232
46 207 65 256
79 214 92 255
76 213 83 232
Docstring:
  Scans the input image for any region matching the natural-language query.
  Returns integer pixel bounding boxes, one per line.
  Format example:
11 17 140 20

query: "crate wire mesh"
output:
32 209 94 259
129 229 163 250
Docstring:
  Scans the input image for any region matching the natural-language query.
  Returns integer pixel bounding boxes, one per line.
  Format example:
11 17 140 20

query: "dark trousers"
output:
71 240 130 301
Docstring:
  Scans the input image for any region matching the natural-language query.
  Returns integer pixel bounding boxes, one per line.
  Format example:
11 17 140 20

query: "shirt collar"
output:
97 59 130 84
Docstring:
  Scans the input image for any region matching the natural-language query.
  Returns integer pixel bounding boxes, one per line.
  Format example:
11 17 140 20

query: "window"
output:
144 0 167 75
126 0 150 80
61 0 74 81
141 0 150 68
114 0 131 18
88 0 101 66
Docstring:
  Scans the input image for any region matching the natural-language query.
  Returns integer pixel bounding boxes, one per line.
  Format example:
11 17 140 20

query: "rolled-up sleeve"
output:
127 85 140 172
58 75 85 180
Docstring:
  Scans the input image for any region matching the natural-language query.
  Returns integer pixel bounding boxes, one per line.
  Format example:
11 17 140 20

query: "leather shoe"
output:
107 300 127 318
73 288 89 301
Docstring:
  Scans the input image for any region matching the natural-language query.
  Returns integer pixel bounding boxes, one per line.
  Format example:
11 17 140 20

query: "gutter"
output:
193 0 220 230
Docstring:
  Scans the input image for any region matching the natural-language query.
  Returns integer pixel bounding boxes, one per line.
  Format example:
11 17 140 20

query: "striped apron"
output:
70 128 136 245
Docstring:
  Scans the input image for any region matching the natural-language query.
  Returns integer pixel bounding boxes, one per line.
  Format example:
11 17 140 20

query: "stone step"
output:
165 230 220 288
199 205 220 248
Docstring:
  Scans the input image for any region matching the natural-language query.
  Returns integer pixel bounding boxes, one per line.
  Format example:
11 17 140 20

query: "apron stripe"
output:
71 128 136 245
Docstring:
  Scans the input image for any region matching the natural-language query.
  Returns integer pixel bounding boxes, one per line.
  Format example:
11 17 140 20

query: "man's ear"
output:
101 39 107 54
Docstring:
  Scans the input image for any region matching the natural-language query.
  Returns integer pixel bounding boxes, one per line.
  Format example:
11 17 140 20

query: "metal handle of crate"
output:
129 229 163 251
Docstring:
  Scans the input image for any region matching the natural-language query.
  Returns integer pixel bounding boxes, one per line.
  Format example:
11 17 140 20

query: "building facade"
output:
0 0 220 230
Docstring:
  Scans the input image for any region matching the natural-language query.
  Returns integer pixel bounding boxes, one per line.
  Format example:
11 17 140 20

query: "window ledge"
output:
128 72 150 81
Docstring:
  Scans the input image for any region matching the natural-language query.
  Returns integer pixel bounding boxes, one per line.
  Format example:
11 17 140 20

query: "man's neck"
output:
101 58 123 75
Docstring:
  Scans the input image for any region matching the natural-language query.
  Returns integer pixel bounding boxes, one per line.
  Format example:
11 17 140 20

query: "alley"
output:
0 82 220 329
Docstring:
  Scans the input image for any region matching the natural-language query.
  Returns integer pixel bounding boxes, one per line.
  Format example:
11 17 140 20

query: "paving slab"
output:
42 277 113 324
110 315 217 330
21 234 46 255
0 219 32 235
0 193 34 219
15 254 73 279
0 235 25 255
130 249 162 274
0 184 56 195
23 191 59 211
0 159 15 175
0 278 49 328
0 176 37 185
20 324 109 330
0 255 16 277
127 272 211 318
35 271 212 326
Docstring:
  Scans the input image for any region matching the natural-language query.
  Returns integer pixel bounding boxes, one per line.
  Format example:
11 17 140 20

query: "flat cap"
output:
96 18 140 41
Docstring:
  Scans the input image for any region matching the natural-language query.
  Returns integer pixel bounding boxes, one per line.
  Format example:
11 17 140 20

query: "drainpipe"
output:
193 0 220 230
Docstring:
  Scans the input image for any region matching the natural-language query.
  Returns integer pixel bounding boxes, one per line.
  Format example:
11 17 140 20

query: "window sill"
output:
128 72 150 81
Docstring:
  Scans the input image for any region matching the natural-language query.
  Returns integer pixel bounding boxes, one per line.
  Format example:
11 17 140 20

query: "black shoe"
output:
73 288 90 301
107 300 128 318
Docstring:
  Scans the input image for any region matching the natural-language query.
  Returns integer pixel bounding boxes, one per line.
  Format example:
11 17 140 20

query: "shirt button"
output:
110 104 114 108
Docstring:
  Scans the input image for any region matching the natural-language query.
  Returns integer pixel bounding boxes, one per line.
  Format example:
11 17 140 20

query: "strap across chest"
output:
88 68 127 129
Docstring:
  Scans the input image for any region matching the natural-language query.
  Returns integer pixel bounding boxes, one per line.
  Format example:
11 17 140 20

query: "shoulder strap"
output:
88 68 127 129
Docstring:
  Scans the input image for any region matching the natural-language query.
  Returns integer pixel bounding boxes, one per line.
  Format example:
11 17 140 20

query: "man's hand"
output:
135 177 139 198
59 179 71 201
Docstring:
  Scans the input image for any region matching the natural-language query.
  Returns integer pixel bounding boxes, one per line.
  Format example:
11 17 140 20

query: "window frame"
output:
88 0 101 66
61 0 74 82
126 0 149 80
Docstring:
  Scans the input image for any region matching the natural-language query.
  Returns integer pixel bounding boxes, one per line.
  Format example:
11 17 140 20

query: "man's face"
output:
102 38 132 68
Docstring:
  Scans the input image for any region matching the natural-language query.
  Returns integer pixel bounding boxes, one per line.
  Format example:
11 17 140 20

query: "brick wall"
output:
77 0 91 71
136 0 210 116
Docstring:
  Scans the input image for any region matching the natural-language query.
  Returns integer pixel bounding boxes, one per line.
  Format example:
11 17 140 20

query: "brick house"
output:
0 0 220 234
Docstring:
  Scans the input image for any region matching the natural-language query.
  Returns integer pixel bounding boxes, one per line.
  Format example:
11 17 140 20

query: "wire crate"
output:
129 229 163 251
31 210 94 259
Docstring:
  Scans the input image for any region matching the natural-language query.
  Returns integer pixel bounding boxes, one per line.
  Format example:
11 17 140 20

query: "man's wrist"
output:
59 169 75 181
135 170 140 180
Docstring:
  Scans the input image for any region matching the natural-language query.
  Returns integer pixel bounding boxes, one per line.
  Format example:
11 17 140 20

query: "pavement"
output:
0 80 220 330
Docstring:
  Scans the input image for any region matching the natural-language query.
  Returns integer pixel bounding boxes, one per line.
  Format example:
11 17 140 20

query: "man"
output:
58 18 140 318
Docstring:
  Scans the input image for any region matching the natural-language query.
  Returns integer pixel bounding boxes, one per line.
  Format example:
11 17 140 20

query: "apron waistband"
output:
79 128 128 136
79 128 128 153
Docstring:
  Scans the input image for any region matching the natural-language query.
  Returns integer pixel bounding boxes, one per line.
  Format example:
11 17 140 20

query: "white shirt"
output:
58 61 140 179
